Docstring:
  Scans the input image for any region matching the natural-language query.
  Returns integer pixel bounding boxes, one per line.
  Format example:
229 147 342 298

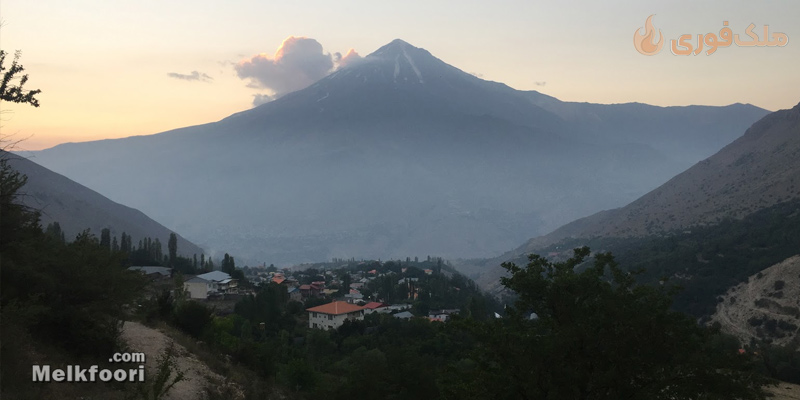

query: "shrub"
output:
174 301 213 338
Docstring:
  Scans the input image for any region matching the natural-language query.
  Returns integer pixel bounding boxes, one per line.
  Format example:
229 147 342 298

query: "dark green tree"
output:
1 158 145 397
444 247 771 400
222 253 235 275
120 232 130 253
100 228 111 251
168 232 177 266
154 237 162 262
45 222 65 243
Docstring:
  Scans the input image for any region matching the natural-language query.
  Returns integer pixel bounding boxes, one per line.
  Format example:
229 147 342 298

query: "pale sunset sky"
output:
1 0 798 150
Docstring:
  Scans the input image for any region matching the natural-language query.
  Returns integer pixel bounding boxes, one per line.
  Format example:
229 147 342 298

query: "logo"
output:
635 16 789 56
634 15 664 56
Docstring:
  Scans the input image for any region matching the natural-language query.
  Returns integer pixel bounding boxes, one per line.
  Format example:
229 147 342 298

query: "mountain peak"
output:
388 38 412 47
369 38 422 58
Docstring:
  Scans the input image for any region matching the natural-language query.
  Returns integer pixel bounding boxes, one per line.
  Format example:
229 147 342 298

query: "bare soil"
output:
120 321 225 400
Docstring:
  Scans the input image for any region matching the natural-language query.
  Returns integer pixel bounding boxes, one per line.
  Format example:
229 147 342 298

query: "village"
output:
131 257 473 331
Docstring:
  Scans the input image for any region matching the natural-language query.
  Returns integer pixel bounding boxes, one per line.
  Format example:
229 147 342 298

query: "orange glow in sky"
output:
2 0 798 150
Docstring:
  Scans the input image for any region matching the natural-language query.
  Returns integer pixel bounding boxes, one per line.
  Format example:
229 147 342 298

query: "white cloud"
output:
167 71 213 82
236 37 362 102
236 37 334 97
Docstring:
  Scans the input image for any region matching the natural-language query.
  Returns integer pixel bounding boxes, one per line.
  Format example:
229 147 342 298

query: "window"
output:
328 314 333 320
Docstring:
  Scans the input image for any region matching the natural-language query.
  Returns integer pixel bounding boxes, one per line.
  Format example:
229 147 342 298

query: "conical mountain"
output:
26 40 768 265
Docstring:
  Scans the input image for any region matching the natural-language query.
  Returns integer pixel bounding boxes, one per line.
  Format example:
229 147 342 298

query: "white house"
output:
184 271 237 299
306 301 365 330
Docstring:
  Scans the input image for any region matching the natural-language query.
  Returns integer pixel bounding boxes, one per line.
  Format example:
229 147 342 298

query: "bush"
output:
174 301 213 338
764 319 778 334
777 320 798 332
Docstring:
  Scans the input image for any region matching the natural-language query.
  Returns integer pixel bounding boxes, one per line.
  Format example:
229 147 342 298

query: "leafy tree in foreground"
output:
443 247 770 400
0 49 41 107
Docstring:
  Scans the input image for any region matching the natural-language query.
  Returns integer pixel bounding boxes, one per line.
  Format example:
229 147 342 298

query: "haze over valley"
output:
24 40 769 266
4 2 800 398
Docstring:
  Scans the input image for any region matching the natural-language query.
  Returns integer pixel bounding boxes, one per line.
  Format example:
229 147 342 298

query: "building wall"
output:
308 310 365 330
364 307 391 315
185 281 209 299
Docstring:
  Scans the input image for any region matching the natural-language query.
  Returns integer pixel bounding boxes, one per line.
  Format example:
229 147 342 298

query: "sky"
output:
1 0 798 150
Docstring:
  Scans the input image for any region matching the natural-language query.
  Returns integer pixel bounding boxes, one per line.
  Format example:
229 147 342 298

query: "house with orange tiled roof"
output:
307 301 366 330
362 302 390 314
299 283 322 298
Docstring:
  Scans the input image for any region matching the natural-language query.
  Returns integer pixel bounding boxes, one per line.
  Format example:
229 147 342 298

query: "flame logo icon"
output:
634 15 664 55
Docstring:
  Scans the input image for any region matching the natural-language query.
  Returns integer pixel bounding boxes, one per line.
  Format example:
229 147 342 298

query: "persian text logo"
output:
634 15 664 55
635 16 789 56
670 21 789 55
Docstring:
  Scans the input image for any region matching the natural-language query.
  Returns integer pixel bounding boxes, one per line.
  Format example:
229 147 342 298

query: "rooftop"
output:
197 270 232 282
128 266 171 276
306 301 364 315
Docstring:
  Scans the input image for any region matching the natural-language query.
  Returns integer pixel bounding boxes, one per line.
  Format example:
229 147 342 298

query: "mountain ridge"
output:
4 151 204 258
23 39 771 265
469 101 799 289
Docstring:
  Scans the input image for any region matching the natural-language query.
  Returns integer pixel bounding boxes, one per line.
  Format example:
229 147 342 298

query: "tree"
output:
100 228 111 251
45 222 65 243
444 247 770 400
153 237 163 262
1 156 146 396
120 232 130 253
168 233 177 266
222 253 235 275
0 50 41 107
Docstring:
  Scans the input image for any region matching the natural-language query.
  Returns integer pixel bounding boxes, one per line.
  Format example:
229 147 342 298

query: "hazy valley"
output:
3 31 799 399
24 40 768 265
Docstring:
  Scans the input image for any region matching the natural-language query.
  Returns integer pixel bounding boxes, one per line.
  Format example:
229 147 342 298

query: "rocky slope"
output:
711 255 800 347
515 101 800 254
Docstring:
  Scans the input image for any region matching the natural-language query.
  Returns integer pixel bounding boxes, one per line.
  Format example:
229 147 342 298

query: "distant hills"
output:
510 101 800 255
3 151 204 257
468 102 800 316
24 39 769 265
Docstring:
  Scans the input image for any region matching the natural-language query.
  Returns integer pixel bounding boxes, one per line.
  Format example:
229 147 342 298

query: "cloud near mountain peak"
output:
236 36 361 105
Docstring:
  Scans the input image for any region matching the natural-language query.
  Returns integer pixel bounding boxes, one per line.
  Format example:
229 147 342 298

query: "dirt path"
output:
120 321 223 400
